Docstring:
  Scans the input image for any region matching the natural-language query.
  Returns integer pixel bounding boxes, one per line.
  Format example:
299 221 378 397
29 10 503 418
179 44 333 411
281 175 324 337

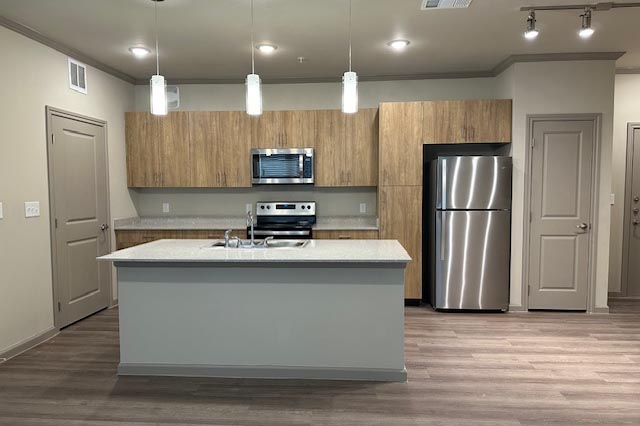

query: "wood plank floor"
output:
1 300 639 426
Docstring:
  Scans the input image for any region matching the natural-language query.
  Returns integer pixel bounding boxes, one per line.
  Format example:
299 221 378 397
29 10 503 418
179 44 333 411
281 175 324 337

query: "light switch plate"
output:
162 202 170 213
359 203 367 214
0 202 3 219
25 201 40 218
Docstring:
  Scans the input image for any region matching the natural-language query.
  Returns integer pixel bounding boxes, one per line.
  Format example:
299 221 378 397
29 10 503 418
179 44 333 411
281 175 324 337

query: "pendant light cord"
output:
251 0 255 74
348 0 352 72
154 0 160 75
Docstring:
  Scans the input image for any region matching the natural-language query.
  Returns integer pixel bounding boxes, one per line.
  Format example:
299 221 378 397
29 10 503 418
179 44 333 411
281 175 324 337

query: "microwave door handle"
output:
299 154 304 178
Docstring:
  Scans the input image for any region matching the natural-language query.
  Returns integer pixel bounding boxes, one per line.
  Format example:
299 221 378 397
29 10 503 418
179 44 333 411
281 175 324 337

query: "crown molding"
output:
0 15 136 84
0 15 626 86
616 68 640 74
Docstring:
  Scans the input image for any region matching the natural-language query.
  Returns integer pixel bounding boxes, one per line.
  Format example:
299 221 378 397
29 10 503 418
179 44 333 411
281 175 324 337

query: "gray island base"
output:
99 239 411 382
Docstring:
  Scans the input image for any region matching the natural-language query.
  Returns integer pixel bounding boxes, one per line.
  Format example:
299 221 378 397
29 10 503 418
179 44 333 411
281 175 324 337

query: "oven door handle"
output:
252 230 311 236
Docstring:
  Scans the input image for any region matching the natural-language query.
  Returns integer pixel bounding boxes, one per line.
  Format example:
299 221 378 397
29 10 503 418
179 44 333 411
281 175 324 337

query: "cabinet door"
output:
190 111 251 187
379 185 422 299
314 230 378 240
465 99 512 143
251 111 316 149
423 100 466 144
315 110 346 186
126 112 161 187
158 112 191 187
379 102 423 186
346 108 378 186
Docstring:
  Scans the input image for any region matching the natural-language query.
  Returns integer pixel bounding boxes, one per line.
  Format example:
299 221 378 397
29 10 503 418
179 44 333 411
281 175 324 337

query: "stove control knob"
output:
260 205 265 209
301 205 305 209
307 205 312 210
267 205 271 209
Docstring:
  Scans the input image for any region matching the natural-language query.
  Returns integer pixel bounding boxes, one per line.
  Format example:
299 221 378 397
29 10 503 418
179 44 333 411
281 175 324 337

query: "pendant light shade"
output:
150 74 168 116
342 71 358 114
246 73 262 116
342 0 357 114
150 0 167 116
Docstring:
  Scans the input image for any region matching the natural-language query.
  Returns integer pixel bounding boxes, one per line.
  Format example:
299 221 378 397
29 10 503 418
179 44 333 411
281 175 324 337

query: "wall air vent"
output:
68 58 87 94
421 0 472 9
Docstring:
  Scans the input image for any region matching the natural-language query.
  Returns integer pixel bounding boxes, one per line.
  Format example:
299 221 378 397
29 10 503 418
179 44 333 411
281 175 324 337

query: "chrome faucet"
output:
224 229 232 248
247 210 255 246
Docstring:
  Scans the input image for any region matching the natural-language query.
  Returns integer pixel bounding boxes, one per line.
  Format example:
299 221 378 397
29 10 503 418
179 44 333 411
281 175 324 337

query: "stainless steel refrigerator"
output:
429 156 512 311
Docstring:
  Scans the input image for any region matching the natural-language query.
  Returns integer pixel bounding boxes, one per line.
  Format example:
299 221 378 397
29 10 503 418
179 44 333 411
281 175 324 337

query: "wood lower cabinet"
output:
190 111 251 187
115 229 247 250
423 99 512 144
313 230 379 240
315 109 378 187
251 110 316 149
379 185 422 299
379 102 424 186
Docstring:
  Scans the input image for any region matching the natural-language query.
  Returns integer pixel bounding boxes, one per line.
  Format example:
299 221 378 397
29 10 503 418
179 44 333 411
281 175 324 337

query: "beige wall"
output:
0 26 135 355
609 74 640 294
502 61 616 311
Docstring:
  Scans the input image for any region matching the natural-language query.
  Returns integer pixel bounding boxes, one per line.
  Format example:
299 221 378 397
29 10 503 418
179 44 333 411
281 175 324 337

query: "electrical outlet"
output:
24 201 40 218
246 203 252 214
359 203 367 214
0 202 3 220
162 202 170 213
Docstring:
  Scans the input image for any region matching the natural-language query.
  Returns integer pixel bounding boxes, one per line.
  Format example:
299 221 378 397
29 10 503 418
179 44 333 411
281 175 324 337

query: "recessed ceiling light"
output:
129 46 151 58
388 39 410 50
256 44 277 54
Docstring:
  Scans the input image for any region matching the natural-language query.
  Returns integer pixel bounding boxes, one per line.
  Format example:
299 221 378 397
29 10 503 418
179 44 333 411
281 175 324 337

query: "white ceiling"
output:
0 0 638 83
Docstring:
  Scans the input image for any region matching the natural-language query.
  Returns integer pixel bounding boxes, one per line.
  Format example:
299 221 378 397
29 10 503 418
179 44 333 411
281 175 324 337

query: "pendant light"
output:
150 0 168 116
342 0 358 114
246 0 262 116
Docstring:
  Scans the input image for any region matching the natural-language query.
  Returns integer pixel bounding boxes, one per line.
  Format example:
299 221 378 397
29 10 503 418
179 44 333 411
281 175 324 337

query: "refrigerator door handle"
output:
441 159 447 209
440 211 446 261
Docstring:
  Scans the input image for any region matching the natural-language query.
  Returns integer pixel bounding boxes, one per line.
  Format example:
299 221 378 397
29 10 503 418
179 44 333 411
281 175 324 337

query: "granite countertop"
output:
98 239 410 264
114 216 379 231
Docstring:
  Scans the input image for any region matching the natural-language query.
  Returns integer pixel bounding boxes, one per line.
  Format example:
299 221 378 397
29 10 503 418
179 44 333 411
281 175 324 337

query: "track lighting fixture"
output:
579 8 595 39
523 10 539 40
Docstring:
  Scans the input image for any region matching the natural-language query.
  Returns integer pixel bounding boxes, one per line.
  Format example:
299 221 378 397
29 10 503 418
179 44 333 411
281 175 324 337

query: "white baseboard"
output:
0 327 59 362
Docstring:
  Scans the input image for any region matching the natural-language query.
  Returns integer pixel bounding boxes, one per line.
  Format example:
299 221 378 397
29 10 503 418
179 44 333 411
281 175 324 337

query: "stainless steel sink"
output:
266 239 309 248
208 239 308 249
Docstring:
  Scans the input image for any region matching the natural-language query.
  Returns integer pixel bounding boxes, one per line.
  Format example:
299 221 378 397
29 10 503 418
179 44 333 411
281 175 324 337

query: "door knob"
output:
635 196 640 203
576 223 589 230
100 224 109 231
634 220 640 226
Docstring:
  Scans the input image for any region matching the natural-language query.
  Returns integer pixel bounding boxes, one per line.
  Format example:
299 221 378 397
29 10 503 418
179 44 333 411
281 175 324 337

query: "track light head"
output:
523 10 539 40
579 8 594 39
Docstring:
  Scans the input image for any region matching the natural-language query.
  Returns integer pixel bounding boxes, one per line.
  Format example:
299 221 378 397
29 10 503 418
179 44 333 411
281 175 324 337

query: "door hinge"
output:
531 138 535 149
528 285 531 296
57 302 61 312
51 134 55 144
55 218 58 228
529 212 532 223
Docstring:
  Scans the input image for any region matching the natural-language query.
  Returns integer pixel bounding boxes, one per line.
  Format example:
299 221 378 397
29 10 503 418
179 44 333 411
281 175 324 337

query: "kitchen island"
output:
99 239 410 382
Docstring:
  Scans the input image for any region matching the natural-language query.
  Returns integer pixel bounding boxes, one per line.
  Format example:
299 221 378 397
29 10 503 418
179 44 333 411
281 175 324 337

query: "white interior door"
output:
528 119 595 310
50 111 111 327
625 125 640 297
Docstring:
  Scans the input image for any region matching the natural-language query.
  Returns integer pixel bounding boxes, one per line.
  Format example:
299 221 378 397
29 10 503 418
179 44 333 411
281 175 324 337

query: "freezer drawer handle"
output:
440 211 446 261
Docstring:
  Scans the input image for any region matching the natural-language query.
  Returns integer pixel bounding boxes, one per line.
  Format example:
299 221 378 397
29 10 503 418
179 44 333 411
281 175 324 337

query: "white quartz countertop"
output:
114 216 379 231
98 239 410 264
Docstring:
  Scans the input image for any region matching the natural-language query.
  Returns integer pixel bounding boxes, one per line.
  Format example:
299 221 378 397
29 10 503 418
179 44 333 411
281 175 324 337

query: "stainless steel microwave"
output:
251 148 314 185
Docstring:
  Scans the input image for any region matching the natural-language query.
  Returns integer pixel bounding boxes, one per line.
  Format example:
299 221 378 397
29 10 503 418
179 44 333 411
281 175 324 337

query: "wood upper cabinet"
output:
251 110 316 148
379 102 424 186
189 111 251 187
423 99 512 144
126 112 191 187
315 108 378 187
126 112 161 187
158 112 191 187
379 185 422 299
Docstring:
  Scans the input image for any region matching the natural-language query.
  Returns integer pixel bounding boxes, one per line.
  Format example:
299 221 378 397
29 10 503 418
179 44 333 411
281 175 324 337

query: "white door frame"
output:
621 122 640 297
45 106 112 328
521 114 602 313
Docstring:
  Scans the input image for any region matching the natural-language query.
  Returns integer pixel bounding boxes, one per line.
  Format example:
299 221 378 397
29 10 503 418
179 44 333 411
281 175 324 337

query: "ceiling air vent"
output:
421 0 472 10
68 58 87 94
